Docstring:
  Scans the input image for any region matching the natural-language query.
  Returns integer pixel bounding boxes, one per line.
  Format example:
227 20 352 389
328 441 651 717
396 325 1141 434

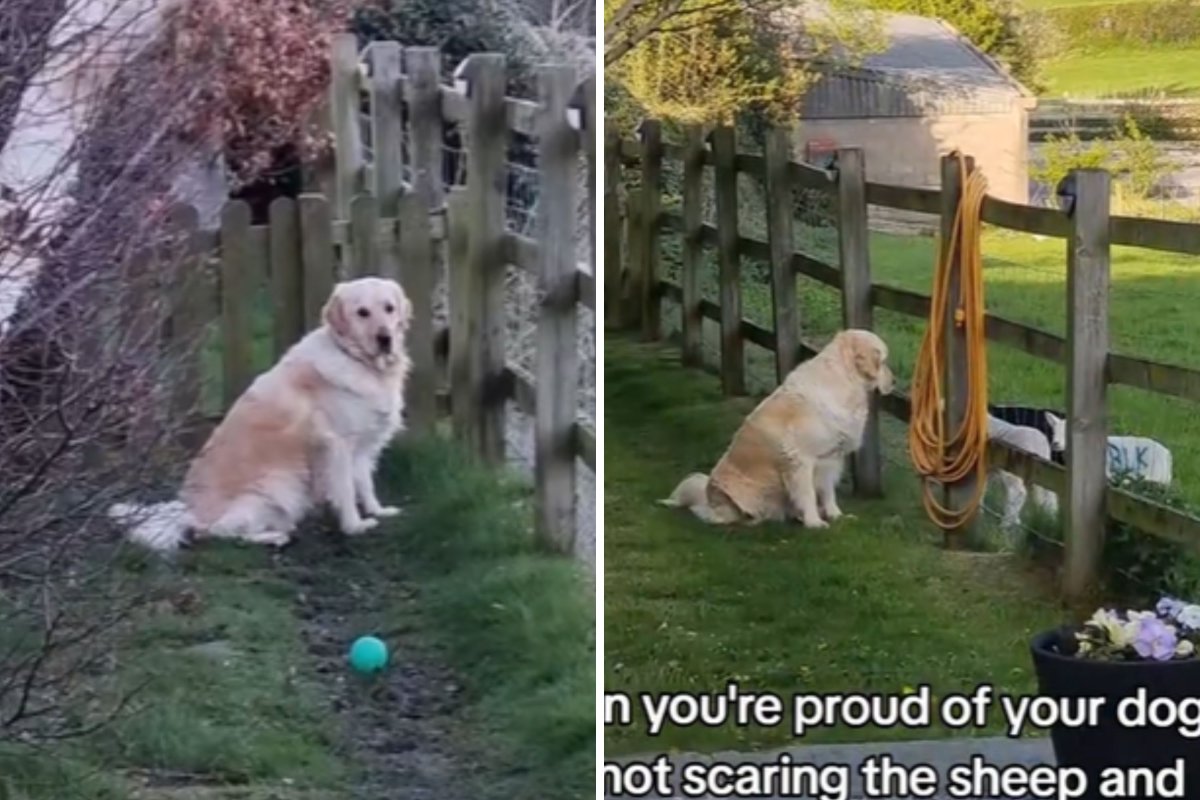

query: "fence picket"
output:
349 193 379 278
681 127 704 367
269 197 304 356
398 192 437 434
300 194 334 330
711 125 744 395
639 119 662 341
220 200 255 409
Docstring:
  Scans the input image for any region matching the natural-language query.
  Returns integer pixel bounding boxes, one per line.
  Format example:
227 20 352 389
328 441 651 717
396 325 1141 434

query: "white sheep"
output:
987 414 1060 531
1045 412 1173 485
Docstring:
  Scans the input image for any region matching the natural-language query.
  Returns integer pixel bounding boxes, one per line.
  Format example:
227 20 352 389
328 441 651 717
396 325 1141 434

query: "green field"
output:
1041 45 1200 98
1023 0 1200 97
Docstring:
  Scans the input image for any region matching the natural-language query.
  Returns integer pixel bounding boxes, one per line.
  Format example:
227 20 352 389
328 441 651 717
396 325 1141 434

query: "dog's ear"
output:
322 284 349 337
853 336 882 382
394 284 412 332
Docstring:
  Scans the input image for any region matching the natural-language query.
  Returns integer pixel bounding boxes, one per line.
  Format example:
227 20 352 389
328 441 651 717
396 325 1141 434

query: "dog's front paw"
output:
342 517 379 536
823 506 844 522
802 514 829 529
370 505 402 518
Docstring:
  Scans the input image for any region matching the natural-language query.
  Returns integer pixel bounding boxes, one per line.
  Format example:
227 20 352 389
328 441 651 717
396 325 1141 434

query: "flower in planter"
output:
1074 597 1200 662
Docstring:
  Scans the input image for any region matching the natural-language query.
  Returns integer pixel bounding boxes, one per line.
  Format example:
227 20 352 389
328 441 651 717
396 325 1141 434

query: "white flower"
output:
1090 609 1133 648
1178 606 1200 630
1177 640 1196 658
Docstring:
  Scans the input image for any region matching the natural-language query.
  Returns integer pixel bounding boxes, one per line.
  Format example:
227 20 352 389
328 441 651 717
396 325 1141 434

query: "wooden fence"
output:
163 37 595 554
607 119 1200 602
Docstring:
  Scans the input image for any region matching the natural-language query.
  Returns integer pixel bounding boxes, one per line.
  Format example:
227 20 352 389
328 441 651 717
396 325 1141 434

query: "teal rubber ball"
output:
348 636 389 673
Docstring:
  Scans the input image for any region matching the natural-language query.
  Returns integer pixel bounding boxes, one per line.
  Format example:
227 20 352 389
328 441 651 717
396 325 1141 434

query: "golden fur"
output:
660 329 894 527
111 277 412 550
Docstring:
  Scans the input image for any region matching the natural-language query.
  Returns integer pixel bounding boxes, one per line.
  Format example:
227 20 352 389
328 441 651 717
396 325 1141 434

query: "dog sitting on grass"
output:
660 330 894 528
110 277 412 551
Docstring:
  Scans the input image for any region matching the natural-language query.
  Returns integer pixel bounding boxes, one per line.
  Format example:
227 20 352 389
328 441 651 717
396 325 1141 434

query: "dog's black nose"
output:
376 333 392 353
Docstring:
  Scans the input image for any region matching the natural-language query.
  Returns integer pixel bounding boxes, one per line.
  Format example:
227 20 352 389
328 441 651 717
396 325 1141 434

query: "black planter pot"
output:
1031 628 1200 800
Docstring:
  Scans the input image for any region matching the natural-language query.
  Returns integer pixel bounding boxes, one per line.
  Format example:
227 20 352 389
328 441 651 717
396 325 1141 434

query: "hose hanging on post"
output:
908 153 990 531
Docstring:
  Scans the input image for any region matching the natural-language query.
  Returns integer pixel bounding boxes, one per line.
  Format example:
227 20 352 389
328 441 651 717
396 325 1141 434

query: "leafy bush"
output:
1030 115 1169 202
1048 0 1200 51
1105 474 1200 600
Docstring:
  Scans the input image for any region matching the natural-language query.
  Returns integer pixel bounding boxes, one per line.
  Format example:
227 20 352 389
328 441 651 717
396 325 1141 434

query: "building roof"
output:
800 12 1036 119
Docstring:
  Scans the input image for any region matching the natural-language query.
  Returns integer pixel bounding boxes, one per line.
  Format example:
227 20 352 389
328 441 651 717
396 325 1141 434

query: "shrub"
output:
1048 0 1200 51
1105 474 1200 600
1031 115 1170 202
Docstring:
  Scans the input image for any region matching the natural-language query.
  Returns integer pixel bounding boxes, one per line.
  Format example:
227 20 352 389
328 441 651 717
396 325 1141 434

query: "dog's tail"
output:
108 500 194 552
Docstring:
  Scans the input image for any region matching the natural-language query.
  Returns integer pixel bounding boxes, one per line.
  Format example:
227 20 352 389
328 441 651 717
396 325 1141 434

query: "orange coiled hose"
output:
907 153 990 530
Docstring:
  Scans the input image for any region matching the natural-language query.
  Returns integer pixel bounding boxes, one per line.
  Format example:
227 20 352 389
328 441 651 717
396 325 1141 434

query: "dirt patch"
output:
282 536 486 800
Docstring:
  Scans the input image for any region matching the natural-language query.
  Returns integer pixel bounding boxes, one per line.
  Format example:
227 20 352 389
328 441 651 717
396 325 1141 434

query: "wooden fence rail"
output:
607 120 1200 602
166 39 595 555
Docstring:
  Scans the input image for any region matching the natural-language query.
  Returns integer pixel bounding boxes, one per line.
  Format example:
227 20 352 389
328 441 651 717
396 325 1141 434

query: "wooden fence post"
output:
330 33 363 220
349 194 379 279
680 126 705 367
578 75 596 276
300 194 335 330
1064 169 1112 606
446 187 472 444
269 197 304 357
764 126 798 383
370 42 404 216
624 189 644 331
837 147 882 497
220 200 254 410
604 124 623 329
711 125 744 396
165 204 206 441
534 65 579 553
398 192 437 434
461 53 508 464
939 153 978 548
639 119 663 341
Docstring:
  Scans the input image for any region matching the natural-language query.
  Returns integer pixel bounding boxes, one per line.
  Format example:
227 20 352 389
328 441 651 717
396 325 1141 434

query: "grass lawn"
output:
606 220 1200 756
1040 45 1200 98
604 338 1064 756
5 437 594 800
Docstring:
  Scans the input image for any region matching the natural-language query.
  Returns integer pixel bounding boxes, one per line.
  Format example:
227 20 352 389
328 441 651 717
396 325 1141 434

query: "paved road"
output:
606 737 1056 799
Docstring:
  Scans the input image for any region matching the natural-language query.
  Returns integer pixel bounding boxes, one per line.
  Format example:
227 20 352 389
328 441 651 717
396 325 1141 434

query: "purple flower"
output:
1133 617 1178 661
1158 597 1185 620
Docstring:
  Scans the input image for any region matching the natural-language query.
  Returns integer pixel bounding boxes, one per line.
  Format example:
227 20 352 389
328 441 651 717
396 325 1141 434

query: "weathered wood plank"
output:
837 147 881 497
330 33 364 219
1064 169 1112 605
1111 214 1200 255
711 125 744 395
640 119 663 341
764 126 798 383
299 194 335 331
624 189 645 331
348 193 379 278
268 197 304 356
533 64 580 553
462 53 508 463
447 187 472 443
220 201 254 410
398 192 437 433
865 182 941 215
981 196 1070 238
370 42 404 216
940 154 978 547
165 204 207 436
604 124 623 328
681 126 705 368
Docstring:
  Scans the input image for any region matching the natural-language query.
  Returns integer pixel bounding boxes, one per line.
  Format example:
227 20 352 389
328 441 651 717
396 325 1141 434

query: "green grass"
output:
606 219 1200 756
1041 45 1200 98
5 437 594 800
604 338 1064 756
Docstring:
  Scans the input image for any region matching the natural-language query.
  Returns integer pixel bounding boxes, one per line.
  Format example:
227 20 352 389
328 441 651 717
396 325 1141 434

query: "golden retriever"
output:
110 277 412 550
660 329 894 528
